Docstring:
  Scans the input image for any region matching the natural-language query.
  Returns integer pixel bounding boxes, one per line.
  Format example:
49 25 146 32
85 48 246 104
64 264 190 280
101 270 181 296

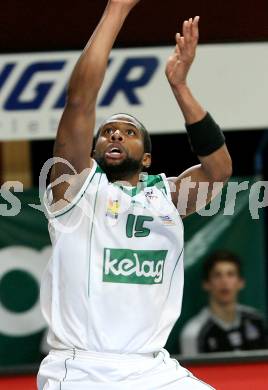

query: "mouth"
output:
105 144 125 161
218 288 232 297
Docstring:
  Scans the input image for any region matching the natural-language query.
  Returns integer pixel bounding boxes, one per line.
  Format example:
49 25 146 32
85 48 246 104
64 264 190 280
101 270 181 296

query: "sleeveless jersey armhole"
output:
44 160 98 219
159 173 173 203
159 174 184 231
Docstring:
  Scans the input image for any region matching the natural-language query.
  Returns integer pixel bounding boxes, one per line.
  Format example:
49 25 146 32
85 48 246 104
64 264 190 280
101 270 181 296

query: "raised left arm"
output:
165 17 232 217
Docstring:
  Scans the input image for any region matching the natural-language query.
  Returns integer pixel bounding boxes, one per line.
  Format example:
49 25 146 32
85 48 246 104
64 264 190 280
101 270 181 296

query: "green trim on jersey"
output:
52 161 169 218
95 165 104 174
113 174 167 197
167 247 184 296
87 172 103 297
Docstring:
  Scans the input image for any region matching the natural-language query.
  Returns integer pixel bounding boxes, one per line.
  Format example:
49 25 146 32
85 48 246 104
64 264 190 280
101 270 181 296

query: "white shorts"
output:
37 348 215 390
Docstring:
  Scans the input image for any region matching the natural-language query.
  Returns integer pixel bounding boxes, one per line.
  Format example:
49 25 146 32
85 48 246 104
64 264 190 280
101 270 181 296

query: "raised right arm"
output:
51 0 140 202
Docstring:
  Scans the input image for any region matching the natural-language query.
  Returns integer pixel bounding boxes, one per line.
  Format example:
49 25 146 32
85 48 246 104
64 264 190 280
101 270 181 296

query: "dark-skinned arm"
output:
165 17 232 217
51 0 141 203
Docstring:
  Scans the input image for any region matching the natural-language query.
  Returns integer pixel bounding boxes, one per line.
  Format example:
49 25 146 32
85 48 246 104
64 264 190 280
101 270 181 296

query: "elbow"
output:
66 93 84 108
66 79 99 107
65 91 96 113
223 156 233 181
66 73 101 110
213 159 233 183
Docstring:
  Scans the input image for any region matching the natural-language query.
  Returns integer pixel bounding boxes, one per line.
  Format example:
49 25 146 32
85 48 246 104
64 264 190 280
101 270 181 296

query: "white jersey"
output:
41 160 184 354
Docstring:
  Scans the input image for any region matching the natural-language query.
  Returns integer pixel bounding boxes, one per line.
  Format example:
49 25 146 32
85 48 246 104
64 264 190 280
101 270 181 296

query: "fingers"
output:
179 16 200 45
192 16 200 42
176 35 185 55
175 33 184 52
183 19 192 44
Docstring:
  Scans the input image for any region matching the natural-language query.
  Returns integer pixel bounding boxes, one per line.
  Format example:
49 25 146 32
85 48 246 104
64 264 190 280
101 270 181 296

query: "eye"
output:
104 127 114 135
126 129 135 136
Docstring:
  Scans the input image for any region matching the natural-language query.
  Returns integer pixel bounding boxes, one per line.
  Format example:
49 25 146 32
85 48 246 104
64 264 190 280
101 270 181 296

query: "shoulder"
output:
180 307 213 355
238 304 265 322
146 173 173 199
147 174 167 189
181 307 212 340
44 159 102 218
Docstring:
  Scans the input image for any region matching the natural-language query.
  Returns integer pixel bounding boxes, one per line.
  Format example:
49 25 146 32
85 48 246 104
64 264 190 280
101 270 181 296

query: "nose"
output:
111 129 124 142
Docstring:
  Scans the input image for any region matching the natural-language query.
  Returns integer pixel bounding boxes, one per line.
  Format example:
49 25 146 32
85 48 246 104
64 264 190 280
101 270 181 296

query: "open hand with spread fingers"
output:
165 16 200 89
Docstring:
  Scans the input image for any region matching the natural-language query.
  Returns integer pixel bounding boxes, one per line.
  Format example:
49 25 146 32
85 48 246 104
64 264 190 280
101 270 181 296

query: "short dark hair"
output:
94 113 152 154
202 250 242 281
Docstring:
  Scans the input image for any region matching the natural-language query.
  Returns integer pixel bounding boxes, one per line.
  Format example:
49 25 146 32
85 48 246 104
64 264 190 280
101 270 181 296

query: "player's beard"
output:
95 155 143 183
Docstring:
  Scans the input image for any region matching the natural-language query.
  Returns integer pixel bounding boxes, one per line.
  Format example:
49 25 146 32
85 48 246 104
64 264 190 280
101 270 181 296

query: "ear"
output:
142 153 152 169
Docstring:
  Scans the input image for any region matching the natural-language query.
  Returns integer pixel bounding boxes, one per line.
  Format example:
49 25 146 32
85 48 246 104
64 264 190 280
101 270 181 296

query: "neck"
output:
210 300 237 323
108 171 142 186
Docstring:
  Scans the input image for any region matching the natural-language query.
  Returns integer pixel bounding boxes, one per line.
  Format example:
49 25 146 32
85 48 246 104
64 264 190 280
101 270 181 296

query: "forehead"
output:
102 114 142 131
211 261 239 273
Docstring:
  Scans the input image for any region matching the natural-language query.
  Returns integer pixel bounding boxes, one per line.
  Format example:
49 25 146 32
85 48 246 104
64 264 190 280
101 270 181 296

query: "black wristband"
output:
186 112 225 156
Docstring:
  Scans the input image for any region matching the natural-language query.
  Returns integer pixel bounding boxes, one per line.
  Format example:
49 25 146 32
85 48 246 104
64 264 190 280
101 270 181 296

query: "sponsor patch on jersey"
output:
103 248 167 284
159 215 175 226
106 200 120 219
144 188 158 200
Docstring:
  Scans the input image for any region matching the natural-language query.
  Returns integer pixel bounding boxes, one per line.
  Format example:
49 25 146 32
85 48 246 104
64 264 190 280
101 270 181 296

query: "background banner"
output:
0 43 268 141
0 178 266 365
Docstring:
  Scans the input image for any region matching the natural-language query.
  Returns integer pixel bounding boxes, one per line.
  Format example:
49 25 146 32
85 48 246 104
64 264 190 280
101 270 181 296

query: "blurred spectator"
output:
180 250 267 355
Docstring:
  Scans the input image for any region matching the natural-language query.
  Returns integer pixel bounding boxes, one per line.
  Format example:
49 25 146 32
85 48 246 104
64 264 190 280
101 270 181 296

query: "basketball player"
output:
37 0 232 388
